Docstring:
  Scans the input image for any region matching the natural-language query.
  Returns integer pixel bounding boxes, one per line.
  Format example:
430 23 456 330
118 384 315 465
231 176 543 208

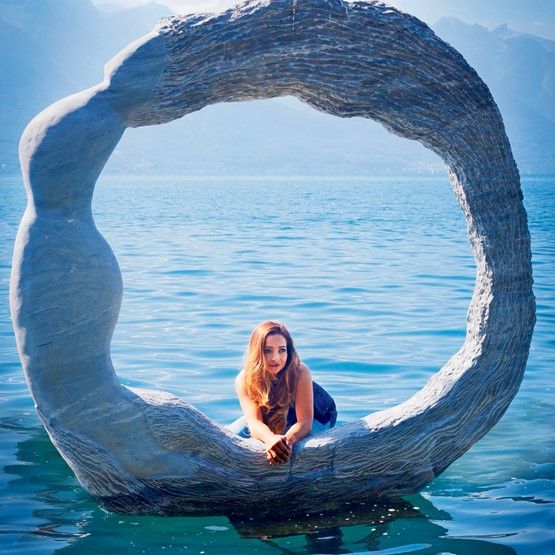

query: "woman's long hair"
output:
243 321 300 434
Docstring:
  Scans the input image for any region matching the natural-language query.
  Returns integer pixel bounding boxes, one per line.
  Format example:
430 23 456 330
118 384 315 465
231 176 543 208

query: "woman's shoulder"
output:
297 362 311 378
235 369 246 388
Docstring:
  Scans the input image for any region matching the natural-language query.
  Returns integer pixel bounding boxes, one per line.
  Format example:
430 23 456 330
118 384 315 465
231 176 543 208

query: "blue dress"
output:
227 381 337 438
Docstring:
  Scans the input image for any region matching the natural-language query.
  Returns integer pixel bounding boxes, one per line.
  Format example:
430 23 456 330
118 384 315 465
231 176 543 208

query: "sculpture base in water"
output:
10 0 534 515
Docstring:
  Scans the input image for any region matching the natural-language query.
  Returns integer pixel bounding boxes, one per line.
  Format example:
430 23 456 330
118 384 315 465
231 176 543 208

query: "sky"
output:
92 0 555 40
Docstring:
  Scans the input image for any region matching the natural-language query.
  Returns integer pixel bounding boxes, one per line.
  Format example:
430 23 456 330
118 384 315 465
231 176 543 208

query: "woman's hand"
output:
265 435 291 465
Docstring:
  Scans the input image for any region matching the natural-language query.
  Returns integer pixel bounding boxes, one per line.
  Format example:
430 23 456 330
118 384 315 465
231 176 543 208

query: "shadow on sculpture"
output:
10 0 535 515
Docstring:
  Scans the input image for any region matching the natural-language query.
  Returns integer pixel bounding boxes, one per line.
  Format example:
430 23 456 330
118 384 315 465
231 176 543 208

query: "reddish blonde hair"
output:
243 321 300 434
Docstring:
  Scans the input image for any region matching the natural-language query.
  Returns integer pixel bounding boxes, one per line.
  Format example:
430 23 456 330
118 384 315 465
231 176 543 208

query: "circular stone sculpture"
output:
10 0 535 516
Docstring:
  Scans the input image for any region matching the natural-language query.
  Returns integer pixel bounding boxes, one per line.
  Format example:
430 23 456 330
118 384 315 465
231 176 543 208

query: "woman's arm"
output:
284 363 314 447
234 371 291 464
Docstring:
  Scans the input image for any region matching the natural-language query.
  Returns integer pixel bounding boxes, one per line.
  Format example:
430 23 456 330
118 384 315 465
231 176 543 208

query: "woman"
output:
230 321 336 465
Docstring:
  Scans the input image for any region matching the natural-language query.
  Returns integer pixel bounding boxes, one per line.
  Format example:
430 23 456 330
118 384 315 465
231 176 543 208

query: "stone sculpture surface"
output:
10 0 535 515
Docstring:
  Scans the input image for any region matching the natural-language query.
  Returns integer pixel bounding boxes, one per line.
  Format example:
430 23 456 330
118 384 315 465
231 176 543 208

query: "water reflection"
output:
229 498 427 539
229 497 517 555
1 422 520 554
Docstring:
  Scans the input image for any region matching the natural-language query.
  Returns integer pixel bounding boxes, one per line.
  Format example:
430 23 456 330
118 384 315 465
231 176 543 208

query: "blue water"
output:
1 174 553 554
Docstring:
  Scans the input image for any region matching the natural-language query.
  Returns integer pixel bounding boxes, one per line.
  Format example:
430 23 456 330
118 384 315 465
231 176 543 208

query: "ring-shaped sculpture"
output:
10 0 535 516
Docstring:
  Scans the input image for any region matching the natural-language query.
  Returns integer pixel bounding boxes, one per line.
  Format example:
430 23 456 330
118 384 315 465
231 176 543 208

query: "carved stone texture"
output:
10 0 535 516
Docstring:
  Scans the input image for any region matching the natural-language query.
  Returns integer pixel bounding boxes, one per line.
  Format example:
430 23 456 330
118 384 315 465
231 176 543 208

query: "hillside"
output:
1 1 553 175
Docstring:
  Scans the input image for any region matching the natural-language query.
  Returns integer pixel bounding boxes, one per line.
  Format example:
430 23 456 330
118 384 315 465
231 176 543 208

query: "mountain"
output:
432 17 555 174
104 16 555 176
1 2 554 175
390 0 555 43
0 0 169 172
105 96 444 176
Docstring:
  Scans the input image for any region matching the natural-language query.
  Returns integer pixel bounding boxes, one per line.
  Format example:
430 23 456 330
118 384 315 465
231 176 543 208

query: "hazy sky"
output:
92 0 555 40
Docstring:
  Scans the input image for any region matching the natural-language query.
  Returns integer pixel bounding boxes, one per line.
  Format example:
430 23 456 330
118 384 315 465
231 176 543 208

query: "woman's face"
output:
263 333 288 376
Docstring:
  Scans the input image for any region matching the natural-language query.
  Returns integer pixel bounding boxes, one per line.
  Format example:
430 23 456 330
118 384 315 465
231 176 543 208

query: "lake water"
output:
1 174 553 554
